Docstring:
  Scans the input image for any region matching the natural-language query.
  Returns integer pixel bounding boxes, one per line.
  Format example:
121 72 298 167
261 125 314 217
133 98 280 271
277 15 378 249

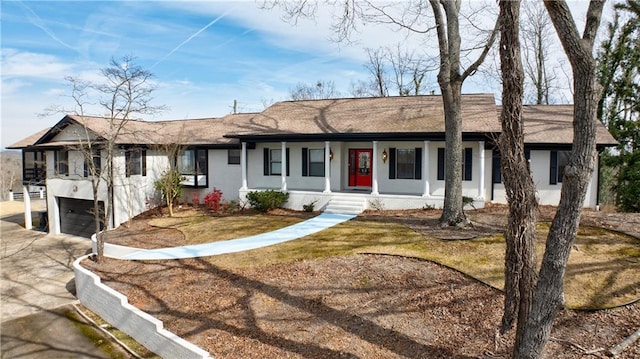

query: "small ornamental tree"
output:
154 169 183 217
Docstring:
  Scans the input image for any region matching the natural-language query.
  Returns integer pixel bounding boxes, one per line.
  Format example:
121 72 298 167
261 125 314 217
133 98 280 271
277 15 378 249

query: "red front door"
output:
349 149 373 187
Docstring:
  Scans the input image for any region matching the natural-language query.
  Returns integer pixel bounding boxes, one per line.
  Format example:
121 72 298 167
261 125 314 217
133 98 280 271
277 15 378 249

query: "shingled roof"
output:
227 94 501 138
518 105 617 146
7 95 618 149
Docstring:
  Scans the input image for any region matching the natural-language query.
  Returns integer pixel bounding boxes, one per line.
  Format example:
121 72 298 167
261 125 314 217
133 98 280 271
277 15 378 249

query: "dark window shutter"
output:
286 148 290 176
492 150 502 184
142 150 147 176
550 150 558 184
302 148 308 176
525 149 531 161
389 148 396 179
437 148 445 180
83 160 88 177
415 147 422 180
464 148 473 181
263 148 269 176
125 150 131 177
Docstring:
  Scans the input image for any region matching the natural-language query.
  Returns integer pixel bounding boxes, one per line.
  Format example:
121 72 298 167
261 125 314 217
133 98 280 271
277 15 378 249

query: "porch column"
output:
240 142 248 190
323 141 331 193
23 185 32 230
371 141 379 195
423 140 430 196
478 141 485 200
281 141 287 191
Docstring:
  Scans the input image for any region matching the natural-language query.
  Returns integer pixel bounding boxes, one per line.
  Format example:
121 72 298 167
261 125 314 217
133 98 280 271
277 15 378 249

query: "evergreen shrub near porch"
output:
246 190 289 212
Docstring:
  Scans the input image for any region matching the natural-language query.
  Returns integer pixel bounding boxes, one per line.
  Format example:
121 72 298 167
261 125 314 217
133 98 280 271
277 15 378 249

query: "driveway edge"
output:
73 254 211 359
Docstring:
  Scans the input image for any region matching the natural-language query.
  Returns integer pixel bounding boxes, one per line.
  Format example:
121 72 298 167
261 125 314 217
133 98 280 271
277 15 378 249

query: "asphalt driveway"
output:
0 200 130 358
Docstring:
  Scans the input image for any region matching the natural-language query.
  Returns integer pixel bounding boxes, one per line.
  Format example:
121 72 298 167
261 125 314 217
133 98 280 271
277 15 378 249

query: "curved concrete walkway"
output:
120 213 355 260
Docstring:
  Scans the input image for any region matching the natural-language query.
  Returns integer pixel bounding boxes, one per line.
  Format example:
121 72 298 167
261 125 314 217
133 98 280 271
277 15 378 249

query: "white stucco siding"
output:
530 150 567 206
482 148 493 201
247 144 281 189
376 141 426 195
427 142 483 198
207 149 243 201
45 148 109 234
286 142 329 191
52 123 99 142
249 143 338 191
491 149 600 208
112 149 167 226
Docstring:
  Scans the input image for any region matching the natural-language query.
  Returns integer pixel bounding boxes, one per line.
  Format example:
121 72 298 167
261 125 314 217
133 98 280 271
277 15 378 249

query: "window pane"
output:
228 149 241 165
271 149 281 161
197 150 207 175
308 149 325 177
57 150 69 175
130 150 141 176
270 149 282 175
309 149 324 162
309 163 324 177
396 149 415 179
557 151 570 183
178 151 194 175
271 162 282 175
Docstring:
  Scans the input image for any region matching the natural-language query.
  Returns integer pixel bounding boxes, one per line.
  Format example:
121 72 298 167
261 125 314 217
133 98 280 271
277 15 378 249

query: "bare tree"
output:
509 1 606 357
351 45 436 98
289 80 341 100
497 0 539 352
0 152 22 200
386 44 435 96
521 1 559 105
59 56 166 262
363 47 389 97
264 0 499 226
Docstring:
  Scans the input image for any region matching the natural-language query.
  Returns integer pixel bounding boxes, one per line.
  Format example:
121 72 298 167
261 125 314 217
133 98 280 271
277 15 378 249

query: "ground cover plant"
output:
93 205 640 358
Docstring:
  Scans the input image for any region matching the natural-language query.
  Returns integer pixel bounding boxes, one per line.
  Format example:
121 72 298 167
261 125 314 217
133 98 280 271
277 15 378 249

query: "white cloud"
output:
1 49 73 80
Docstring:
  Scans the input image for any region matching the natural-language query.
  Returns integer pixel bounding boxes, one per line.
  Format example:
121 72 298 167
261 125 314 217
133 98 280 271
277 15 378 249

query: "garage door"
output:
59 197 104 238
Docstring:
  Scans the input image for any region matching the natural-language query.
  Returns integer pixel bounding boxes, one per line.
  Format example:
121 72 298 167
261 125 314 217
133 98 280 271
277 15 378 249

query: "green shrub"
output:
462 196 476 210
302 201 316 212
246 190 289 212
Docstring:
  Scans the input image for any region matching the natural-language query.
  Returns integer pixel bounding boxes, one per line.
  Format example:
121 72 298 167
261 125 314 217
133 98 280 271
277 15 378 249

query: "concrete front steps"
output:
323 196 366 215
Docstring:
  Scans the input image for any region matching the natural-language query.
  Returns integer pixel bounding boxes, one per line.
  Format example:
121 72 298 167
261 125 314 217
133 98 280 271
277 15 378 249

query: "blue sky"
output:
1 1 602 149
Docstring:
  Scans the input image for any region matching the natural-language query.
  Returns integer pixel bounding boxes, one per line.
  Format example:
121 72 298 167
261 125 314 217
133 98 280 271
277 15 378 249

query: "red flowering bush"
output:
204 188 223 213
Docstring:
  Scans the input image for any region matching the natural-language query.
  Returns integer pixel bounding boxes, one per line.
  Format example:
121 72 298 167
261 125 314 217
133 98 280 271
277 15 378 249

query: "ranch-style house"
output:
8 94 617 238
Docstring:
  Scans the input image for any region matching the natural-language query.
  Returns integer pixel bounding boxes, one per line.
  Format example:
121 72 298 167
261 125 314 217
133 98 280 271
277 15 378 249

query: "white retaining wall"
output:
73 255 211 359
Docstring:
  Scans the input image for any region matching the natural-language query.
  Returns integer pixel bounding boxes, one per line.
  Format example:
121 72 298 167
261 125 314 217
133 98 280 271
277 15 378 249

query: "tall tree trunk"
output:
515 1 604 357
440 81 466 225
431 0 467 226
497 1 539 350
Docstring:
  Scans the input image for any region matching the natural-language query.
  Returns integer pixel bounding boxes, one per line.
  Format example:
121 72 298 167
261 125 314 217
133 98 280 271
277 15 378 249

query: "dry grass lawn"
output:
110 207 640 309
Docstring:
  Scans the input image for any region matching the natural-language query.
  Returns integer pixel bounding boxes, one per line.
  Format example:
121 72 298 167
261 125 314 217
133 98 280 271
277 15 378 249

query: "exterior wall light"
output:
382 149 388 163
329 149 334 161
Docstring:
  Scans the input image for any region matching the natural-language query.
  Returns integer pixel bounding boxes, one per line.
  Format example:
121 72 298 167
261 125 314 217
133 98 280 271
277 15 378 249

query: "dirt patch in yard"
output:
87 205 640 358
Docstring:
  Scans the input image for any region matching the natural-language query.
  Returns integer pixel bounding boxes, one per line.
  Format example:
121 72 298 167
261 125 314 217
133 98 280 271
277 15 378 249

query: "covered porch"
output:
237 139 491 214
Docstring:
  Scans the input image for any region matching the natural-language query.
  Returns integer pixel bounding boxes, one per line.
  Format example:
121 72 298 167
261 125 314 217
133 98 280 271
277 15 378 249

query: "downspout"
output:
109 151 116 229
595 149 602 211
490 148 496 201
